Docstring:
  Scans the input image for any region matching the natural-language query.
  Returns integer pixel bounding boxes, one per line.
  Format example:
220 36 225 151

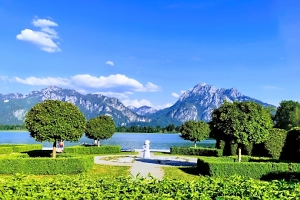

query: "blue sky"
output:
0 0 299 109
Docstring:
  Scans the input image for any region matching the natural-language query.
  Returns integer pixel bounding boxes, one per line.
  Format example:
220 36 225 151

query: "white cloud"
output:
16 18 61 53
96 91 132 99
122 99 153 108
32 19 58 27
13 74 160 94
70 74 159 92
172 92 180 98
180 90 186 94
14 76 70 86
106 61 114 66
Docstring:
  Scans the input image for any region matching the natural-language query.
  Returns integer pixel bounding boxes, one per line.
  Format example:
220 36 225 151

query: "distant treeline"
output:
115 124 181 133
0 124 27 131
0 123 181 133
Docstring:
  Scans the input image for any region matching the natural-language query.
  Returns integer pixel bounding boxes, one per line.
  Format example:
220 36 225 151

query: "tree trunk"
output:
97 139 100 147
194 141 197 148
238 147 241 162
52 140 57 158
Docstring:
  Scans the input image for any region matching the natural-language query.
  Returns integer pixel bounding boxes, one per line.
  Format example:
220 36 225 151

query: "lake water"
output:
0 132 216 150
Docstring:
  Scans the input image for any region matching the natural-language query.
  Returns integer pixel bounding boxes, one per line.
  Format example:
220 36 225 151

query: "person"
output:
59 140 64 152
143 140 150 159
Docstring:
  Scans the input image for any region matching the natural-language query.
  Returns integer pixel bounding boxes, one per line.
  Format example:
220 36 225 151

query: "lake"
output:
0 132 216 150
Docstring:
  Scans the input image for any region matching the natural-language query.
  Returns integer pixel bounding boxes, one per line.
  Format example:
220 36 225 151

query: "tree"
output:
25 100 86 158
166 124 176 133
85 115 115 147
211 101 273 162
274 100 300 130
180 120 210 148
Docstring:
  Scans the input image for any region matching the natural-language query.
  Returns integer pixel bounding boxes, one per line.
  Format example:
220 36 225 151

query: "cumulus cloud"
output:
106 61 114 66
122 99 153 108
14 76 70 86
16 18 61 53
172 92 180 98
13 74 160 94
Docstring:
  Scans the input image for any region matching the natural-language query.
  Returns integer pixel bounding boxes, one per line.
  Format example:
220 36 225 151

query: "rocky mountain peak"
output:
179 83 216 101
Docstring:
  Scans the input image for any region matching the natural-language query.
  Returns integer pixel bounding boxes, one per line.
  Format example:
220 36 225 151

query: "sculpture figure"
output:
143 140 150 159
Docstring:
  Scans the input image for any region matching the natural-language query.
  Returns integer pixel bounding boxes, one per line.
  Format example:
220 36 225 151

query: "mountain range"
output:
0 84 275 126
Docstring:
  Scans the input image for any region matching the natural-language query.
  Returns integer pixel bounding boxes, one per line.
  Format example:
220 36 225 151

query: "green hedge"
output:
280 128 300 162
64 145 121 154
197 157 300 179
0 147 13 154
170 147 222 157
216 140 238 156
0 155 94 175
0 144 42 154
262 128 287 158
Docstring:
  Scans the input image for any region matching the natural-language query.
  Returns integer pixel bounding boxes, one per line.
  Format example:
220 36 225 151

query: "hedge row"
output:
170 147 222 157
64 145 121 154
0 155 94 175
0 144 42 154
197 157 300 179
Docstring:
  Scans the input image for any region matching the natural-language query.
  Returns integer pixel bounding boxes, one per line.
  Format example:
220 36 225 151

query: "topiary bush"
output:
0 144 42 154
216 140 238 156
280 127 300 162
0 155 94 174
262 128 287 159
241 143 253 156
197 156 300 179
64 145 121 154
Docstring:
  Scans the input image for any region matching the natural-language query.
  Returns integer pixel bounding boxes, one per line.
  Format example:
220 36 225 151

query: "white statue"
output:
143 140 150 159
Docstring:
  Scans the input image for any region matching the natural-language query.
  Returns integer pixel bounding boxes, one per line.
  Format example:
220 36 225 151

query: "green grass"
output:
153 151 201 158
163 166 204 181
0 164 131 180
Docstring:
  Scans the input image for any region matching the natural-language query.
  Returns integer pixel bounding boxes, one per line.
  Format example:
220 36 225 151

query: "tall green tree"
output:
211 101 273 162
25 100 86 158
85 115 115 147
274 100 300 130
180 120 210 148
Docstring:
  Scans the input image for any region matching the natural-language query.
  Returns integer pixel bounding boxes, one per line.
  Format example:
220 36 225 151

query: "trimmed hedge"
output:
0 147 13 154
0 155 94 175
64 145 121 154
263 128 287 159
280 128 300 162
0 144 42 154
170 147 222 157
215 140 238 156
197 157 300 179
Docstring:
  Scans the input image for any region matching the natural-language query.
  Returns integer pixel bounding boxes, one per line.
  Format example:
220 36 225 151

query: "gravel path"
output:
94 150 197 179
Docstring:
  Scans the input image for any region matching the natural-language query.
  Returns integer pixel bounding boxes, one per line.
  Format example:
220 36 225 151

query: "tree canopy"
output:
180 120 210 148
211 101 273 161
85 115 116 146
274 100 300 130
25 100 86 158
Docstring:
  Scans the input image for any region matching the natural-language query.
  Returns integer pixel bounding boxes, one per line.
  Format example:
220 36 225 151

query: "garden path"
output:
94 150 197 179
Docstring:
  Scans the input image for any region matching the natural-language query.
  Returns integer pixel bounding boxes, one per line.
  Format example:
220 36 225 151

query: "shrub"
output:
64 145 121 154
262 128 287 159
170 147 222 157
216 140 238 156
280 128 300 162
0 155 94 175
241 143 253 156
0 147 13 154
0 144 42 154
197 157 300 179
